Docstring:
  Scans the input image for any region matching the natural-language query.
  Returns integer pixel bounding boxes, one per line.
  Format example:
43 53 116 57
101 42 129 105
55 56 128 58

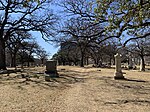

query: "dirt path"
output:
54 68 100 112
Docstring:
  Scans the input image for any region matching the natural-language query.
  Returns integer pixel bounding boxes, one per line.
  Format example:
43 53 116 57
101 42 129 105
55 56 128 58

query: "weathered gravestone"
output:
140 59 145 71
45 60 59 81
114 53 124 79
128 57 133 69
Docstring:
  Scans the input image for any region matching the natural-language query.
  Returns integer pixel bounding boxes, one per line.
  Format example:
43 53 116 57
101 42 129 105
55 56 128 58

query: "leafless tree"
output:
0 0 57 69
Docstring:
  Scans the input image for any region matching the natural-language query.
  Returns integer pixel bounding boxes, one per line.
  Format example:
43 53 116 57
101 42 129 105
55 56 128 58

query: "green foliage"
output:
94 0 150 43
24 0 41 7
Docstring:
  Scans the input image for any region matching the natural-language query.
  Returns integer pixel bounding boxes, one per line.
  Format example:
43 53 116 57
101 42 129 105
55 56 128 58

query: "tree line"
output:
52 0 150 71
0 0 149 71
0 0 56 69
6 30 49 68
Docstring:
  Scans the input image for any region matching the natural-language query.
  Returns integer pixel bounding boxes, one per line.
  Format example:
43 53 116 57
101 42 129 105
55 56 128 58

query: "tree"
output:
36 46 49 66
17 40 38 68
6 31 31 67
59 17 104 67
127 37 150 71
59 0 150 68
60 0 150 45
0 0 57 69
25 41 39 67
59 41 80 65
52 50 67 65
94 0 150 45
87 39 119 67
59 0 126 67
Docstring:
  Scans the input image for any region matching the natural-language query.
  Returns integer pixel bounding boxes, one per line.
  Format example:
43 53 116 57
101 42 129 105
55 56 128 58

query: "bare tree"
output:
36 46 49 66
6 31 31 67
59 17 104 67
128 36 150 71
0 0 57 70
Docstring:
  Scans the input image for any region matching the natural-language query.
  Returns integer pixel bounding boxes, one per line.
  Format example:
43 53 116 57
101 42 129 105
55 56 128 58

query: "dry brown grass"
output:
0 66 150 112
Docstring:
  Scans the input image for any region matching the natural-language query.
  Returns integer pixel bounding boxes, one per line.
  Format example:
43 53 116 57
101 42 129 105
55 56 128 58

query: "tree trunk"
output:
11 54 16 67
27 61 30 67
113 57 115 65
140 55 145 71
41 58 44 66
20 56 24 69
109 57 112 67
0 40 6 70
80 52 84 67
95 59 99 67
86 57 89 65
21 61 24 69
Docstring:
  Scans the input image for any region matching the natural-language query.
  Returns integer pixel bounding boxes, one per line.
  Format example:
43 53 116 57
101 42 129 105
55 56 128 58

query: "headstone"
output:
140 58 145 71
45 60 58 80
114 53 124 79
140 59 142 71
45 74 51 81
46 60 57 73
128 58 133 69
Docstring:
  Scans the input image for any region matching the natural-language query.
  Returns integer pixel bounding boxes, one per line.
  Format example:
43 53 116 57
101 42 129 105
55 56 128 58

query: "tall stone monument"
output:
140 58 145 71
114 53 124 79
45 60 58 81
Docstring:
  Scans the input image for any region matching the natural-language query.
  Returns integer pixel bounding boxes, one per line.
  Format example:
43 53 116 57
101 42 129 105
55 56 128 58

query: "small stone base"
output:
45 75 51 81
50 73 59 77
114 76 125 80
45 70 57 74
45 72 59 81
45 71 59 77
114 72 125 80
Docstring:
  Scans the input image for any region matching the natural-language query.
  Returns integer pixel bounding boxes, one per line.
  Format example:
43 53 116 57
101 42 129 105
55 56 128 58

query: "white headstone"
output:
140 58 145 71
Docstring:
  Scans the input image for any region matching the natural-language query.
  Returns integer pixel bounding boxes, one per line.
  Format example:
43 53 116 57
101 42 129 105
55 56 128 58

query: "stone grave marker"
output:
45 60 58 81
140 59 145 71
128 57 133 69
114 53 124 79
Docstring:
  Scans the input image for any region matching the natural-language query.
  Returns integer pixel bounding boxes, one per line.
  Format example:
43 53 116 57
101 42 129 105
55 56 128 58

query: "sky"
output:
31 1 63 59
31 31 59 59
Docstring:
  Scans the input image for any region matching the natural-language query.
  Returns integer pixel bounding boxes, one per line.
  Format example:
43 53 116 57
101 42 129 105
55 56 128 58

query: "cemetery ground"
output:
0 66 150 112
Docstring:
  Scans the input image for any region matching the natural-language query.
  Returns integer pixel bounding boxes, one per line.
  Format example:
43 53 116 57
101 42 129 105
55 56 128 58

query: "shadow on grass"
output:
105 99 150 105
124 78 147 82
59 70 91 74
0 69 22 74
99 76 147 83
98 76 150 94
0 71 86 90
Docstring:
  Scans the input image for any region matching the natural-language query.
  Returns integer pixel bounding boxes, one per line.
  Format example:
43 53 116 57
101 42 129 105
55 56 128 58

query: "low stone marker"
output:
45 60 59 81
45 60 57 73
114 53 124 79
